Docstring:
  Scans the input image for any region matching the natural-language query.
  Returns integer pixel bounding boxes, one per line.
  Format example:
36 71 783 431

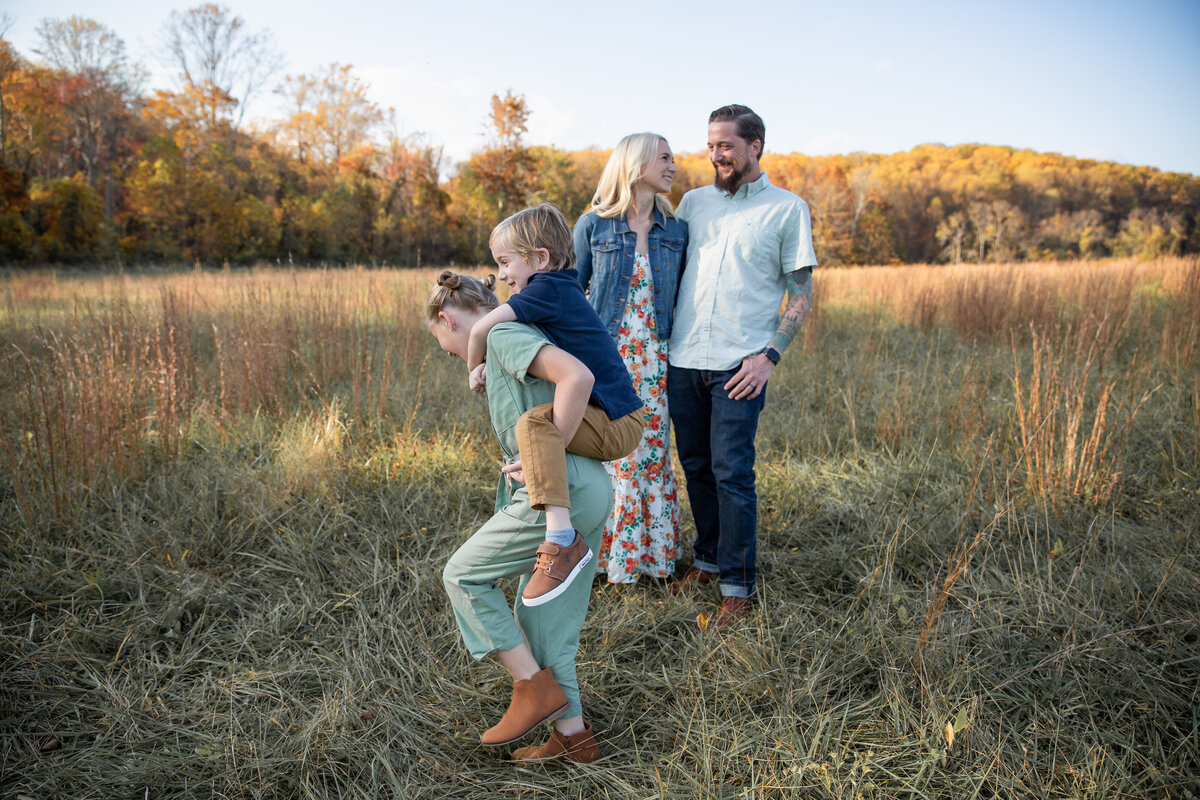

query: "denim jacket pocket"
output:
591 240 622 280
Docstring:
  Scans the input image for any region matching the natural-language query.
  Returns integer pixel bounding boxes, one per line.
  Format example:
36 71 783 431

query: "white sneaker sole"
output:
522 548 593 607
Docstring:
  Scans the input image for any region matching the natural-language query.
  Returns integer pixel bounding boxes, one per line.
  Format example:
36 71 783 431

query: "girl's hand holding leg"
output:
501 459 525 485
469 362 488 393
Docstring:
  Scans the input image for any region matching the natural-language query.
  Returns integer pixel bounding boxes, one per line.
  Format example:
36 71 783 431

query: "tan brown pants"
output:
515 404 644 510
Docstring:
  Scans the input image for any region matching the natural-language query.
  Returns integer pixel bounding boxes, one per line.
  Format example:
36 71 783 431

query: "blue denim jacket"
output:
573 208 688 342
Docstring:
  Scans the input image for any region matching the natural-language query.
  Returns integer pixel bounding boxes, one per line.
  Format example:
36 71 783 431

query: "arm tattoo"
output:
769 267 813 354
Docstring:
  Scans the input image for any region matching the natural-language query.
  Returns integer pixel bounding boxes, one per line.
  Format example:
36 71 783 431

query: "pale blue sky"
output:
5 0 1199 175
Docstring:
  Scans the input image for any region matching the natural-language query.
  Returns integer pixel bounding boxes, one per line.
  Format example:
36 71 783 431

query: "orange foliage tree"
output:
2 23 1199 266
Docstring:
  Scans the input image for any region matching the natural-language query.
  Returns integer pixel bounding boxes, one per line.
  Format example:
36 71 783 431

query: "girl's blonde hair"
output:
590 133 676 220
425 269 499 324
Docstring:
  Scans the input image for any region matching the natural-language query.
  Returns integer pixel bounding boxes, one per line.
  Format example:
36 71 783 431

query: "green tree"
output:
528 145 599 224
377 135 450 266
121 133 189 260
852 205 897 264
29 176 105 261
1034 209 1107 260
0 158 33 260
1111 209 1185 259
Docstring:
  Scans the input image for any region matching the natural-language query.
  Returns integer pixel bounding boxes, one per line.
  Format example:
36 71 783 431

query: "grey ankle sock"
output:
545 528 576 547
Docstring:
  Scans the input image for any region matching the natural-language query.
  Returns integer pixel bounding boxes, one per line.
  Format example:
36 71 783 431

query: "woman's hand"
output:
469 362 487 393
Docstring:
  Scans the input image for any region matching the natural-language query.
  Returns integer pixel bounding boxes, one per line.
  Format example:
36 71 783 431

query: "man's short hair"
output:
709 104 765 154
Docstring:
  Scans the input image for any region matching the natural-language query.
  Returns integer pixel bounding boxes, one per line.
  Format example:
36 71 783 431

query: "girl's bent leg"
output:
442 500 549 660
514 461 609 719
496 643 542 683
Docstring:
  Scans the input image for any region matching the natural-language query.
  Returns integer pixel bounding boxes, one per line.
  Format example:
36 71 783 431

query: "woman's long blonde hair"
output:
425 270 499 324
590 133 676 220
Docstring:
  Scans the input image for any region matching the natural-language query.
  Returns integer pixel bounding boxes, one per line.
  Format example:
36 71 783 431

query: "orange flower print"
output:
597 251 680 585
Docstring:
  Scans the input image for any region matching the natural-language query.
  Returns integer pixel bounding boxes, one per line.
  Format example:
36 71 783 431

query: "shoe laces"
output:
534 548 558 574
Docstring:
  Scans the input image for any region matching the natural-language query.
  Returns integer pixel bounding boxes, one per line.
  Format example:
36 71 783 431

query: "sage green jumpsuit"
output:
442 322 612 718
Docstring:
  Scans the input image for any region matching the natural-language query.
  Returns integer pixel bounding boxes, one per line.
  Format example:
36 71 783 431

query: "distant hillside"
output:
2 32 1196 266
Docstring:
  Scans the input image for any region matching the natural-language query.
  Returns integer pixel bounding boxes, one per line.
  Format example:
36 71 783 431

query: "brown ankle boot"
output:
668 566 718 596
480 666 568 746
714 595 752 627
510 721 600 764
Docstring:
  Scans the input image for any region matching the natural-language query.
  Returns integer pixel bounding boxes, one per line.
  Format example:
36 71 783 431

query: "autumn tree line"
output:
2 7 1199 268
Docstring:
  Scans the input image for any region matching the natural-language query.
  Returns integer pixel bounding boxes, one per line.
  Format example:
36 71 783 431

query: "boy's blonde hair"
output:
591 133 677 220
489 202 576 271
425 269 499 324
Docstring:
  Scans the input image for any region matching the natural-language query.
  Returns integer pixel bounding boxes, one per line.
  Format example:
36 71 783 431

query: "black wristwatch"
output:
760 347 781 365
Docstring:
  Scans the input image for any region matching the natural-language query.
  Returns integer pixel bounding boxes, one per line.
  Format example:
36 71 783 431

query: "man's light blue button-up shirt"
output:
668 172 818 371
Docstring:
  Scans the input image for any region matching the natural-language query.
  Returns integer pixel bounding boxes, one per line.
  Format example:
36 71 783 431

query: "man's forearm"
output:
768 267 813 355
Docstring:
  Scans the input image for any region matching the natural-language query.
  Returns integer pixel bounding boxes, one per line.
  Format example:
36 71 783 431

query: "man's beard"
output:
712 160 747 194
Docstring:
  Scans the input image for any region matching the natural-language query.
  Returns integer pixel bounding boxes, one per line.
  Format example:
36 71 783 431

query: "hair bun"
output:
437 270 461 290
483 274 497 290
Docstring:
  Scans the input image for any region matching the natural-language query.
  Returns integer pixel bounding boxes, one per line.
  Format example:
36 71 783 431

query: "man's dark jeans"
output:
667 364 766 598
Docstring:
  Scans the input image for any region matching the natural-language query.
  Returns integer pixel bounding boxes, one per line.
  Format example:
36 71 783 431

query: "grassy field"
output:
1 258 1197 799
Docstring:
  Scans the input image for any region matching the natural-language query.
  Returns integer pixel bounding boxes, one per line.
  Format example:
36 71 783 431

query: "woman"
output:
427 270 609 764
573 133 687 584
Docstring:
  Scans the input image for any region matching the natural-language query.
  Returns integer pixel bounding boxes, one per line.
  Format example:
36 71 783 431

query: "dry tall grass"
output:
1 258 1197 798
0 267 459 518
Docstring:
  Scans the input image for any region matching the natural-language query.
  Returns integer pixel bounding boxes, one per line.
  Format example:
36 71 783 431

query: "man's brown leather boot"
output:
668 566 719 596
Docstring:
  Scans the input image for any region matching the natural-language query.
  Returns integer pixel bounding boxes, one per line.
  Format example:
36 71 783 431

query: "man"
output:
667 104 817 626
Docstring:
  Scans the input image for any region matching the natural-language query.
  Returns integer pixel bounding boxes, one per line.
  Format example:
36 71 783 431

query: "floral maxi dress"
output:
598 252 681 583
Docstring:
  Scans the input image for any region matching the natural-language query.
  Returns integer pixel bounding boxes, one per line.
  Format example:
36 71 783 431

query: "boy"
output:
467 202 643 606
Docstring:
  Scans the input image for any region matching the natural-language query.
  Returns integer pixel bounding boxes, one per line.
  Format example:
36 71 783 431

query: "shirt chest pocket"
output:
729 221 780 263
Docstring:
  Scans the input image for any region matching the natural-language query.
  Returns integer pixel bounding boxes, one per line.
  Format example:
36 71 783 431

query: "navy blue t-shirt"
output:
506 269 642 421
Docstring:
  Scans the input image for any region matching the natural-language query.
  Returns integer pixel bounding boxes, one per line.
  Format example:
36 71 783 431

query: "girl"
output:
427 270 608 763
